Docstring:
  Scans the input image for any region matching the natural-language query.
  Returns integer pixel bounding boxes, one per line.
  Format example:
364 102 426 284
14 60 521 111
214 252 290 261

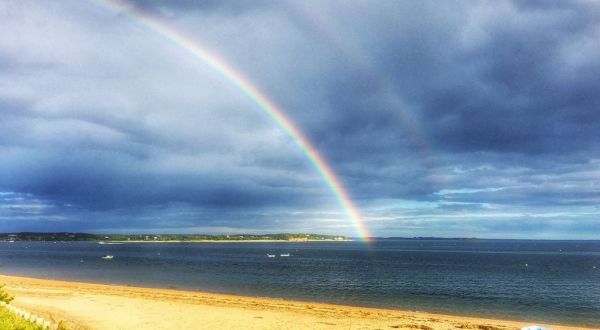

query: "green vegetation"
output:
0 285 66 330
0 307 45 330
0 284 13 304
0 232 348 242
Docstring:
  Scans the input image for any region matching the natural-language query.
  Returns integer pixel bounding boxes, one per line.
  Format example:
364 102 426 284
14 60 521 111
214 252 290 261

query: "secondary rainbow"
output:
94 0 371 241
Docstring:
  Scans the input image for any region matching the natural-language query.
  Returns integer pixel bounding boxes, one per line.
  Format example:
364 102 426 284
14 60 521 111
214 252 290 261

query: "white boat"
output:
267 254 276 258
101 255 114 260
521 326 551 330
280 253 290 257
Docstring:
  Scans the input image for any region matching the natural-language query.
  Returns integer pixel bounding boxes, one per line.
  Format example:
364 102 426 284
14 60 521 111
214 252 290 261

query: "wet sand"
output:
0 274 589 330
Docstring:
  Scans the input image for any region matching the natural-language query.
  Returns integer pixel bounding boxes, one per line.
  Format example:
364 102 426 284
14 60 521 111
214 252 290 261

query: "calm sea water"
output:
1 239 599 327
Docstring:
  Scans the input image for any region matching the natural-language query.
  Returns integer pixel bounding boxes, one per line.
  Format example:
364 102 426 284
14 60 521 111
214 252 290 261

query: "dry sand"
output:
0 274 591 330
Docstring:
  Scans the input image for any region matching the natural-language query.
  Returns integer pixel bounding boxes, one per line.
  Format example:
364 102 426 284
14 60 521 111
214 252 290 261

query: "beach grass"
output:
0 306 45 330
0 284 14 304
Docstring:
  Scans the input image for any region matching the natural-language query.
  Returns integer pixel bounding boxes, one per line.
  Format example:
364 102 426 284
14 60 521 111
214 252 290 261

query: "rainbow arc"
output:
94 0 371 241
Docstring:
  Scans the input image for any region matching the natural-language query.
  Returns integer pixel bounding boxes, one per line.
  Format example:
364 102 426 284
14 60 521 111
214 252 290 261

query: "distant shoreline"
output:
1 274 588 330
103 239 354 243
0 239 354 243
0 232 352 243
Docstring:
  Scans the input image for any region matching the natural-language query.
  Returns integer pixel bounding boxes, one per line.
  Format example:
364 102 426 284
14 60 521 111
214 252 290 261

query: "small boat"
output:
267 254 276 258
101 255 114 260
280 253 290 257
98 241 106 245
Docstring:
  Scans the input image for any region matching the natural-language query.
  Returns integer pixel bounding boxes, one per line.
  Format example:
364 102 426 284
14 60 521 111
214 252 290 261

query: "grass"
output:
0 306 45 330
0 284 14 304
0 283 67 329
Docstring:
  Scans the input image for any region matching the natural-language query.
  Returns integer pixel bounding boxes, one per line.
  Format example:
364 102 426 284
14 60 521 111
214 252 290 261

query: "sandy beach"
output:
0 274 590 330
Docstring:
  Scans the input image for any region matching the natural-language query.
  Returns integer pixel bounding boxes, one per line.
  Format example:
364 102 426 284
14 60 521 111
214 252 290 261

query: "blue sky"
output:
1 0 599 238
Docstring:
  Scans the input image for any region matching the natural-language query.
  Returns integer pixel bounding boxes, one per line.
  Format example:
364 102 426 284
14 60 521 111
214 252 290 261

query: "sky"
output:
0 0 599 239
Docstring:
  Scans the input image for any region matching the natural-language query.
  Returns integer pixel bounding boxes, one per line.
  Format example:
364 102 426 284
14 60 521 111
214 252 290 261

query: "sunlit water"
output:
1 239 599 327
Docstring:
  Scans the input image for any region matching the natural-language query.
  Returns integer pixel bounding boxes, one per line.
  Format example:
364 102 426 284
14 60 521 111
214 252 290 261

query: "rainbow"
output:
93 0 372 241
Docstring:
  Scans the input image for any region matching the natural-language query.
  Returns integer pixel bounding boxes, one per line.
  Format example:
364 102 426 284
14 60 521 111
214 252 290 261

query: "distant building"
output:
288 237 308 242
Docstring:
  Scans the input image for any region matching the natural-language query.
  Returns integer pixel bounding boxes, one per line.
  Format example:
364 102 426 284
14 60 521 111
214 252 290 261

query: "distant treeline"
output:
0 232 347 242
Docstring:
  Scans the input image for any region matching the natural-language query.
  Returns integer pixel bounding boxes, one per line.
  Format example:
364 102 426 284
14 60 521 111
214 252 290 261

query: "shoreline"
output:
102 239 354 243
0 274 591 330
2 239 354 244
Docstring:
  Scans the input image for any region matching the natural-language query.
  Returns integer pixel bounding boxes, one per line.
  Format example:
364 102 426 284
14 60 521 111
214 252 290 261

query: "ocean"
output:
1 239 599 327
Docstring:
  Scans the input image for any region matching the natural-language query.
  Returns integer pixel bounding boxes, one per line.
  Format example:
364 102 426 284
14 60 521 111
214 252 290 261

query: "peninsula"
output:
0 232 349 243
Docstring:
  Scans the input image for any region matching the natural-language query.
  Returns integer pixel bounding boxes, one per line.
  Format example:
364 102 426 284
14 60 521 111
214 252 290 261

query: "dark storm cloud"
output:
1 0 599 237
278 1 600 157
384 1 600 155
0 146 325 210
284 1 600 204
